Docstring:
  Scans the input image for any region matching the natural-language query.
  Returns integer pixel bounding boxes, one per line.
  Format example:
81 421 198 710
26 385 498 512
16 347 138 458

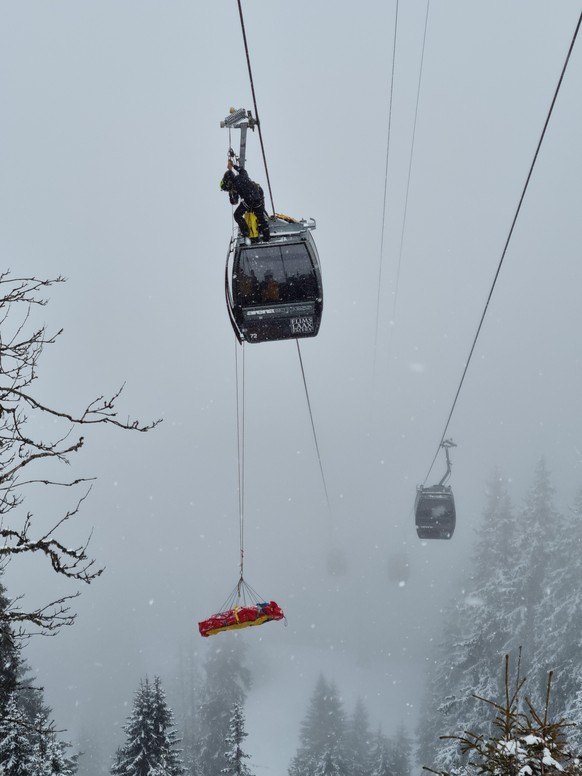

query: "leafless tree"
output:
0 272 160 635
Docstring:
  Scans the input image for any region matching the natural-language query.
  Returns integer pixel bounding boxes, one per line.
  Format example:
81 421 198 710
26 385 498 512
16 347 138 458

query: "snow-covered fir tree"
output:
537 484 582 749
0 575 77 775
198 642 250 776
15 662 51 734
111 675 184 776
221 702 252 776
288 675 347 776
369 730 392 776
0 677 77 775
367 725 410 776
511 458 562 698
152 677 185 776
417 472 519 773
389 724 411 776
0 575 19 714
29 711 77 776
313 746 348 776
0 693 34 775
170 649 203 776
417 461 582 772
345 698 372 776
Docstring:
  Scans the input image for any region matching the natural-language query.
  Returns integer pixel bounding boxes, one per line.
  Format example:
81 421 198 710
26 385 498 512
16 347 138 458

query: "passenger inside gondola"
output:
260 271 280 302
235 241 319 310
237 270 260 304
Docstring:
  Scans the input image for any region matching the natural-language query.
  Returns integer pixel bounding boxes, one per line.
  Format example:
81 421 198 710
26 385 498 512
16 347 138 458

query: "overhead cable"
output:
235 0 334 526
296 341 334 523
394 0 431 323
373 0 400 378
236 0 276 213
424 8 582 483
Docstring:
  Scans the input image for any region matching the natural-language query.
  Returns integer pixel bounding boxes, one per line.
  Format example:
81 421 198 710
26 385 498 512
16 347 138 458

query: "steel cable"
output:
235 0 334 527
424 8 582 484
296 341 334 523
373 0 400 379
236 0 276 214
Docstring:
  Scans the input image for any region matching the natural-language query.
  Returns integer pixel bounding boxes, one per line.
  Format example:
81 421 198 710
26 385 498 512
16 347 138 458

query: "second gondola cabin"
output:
414 485 456 540
225 215 323 344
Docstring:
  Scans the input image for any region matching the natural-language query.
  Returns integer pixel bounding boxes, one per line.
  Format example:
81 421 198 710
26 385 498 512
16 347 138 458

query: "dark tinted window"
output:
235 243 317 305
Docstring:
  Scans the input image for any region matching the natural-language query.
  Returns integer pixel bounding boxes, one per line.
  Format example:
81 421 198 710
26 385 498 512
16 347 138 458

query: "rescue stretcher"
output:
198 600 285 637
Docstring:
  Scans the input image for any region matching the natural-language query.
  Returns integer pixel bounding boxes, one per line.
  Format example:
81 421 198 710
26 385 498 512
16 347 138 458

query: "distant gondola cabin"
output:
415 485 456 540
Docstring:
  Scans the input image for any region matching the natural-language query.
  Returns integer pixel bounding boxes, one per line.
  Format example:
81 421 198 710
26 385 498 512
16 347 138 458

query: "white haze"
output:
1 1 581 772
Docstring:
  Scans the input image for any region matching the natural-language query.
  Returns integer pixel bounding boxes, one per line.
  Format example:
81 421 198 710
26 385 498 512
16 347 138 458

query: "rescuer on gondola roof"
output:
220 158 270 242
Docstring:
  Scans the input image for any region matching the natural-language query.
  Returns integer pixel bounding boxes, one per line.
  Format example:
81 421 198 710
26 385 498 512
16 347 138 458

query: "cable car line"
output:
394 0 431 326
373 0 400 377
231 0 335 542
225 3 324 345
296 341 333 522
223 2 330 578
236 0 276 214
373 0 431 410
423 7 582 488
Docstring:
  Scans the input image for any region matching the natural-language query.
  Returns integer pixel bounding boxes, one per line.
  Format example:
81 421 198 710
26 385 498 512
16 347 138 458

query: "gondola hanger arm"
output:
438 439 456 487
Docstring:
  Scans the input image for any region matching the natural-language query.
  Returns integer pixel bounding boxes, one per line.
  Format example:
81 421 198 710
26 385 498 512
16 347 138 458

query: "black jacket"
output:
231 165 264 207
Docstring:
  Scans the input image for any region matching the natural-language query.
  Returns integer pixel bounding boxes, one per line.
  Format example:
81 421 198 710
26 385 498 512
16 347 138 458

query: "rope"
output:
236 0 276 214
235 0 334 534
296 341 333 521
373 0 400 379
424 8 582 484
234 341 246 579
219 576 264 612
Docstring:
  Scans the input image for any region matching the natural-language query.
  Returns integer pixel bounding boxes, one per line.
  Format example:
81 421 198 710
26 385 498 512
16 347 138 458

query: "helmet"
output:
220 170 235 191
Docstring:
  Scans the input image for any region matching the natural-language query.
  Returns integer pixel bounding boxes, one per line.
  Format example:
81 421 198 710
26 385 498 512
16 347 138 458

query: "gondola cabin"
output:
415 485 456 540
225 215 323 343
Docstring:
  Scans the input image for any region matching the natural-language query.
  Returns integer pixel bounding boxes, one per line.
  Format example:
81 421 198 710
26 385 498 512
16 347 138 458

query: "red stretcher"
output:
198 600 285 637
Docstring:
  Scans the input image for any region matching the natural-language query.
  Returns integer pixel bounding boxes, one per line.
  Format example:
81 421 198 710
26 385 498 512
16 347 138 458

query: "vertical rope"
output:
240 343 245 581
235 0 335 552
235 341 246 581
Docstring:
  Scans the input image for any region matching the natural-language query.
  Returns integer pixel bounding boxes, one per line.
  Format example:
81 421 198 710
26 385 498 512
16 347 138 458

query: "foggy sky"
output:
1 1 581 772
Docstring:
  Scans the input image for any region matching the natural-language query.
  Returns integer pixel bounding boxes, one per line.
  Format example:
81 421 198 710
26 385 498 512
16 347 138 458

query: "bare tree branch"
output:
1 386 161 432
0 272 159 635
2 592 80 634
1 490 102 583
